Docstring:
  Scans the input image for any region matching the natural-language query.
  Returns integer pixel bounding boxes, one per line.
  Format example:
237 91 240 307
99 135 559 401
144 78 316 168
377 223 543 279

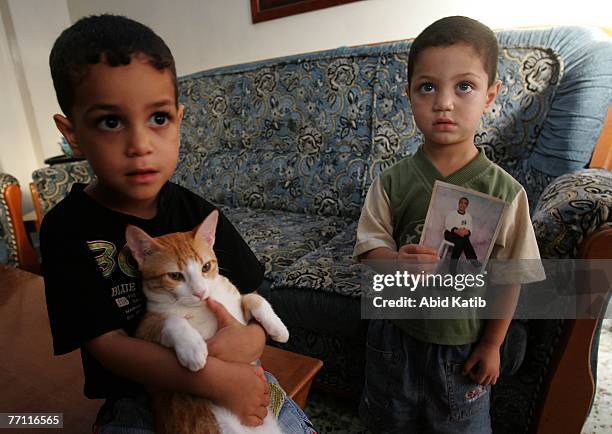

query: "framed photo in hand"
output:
420 181 507 272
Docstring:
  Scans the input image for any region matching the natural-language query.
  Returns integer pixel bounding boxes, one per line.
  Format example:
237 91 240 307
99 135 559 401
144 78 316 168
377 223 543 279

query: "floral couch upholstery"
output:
24 27 612 433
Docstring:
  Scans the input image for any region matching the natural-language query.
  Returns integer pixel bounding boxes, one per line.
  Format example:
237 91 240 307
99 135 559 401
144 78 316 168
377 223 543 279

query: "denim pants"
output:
94 372 315 433
359 319 491 434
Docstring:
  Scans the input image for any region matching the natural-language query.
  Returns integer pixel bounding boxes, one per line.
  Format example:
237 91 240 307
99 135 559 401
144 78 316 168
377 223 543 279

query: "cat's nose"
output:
194 290 207 300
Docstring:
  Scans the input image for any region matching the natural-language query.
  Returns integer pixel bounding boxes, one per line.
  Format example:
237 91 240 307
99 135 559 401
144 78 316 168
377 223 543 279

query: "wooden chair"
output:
0 175 39 273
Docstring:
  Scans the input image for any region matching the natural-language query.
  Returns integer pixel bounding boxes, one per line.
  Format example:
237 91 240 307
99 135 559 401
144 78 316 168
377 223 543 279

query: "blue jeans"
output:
359 319 491 434
94 372 315 433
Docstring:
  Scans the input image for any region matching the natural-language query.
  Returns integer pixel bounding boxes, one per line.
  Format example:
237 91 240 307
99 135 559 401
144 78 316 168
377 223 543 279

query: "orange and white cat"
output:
126 210 289 434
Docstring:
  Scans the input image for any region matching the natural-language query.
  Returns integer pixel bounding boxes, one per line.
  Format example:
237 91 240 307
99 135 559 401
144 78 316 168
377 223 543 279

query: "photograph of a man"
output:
444 197 480 273
420 181 507 274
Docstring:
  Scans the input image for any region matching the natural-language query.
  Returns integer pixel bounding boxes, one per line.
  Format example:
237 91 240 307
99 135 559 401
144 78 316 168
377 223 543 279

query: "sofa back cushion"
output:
31 28 610 222
176 27 612 216
177 53 380 219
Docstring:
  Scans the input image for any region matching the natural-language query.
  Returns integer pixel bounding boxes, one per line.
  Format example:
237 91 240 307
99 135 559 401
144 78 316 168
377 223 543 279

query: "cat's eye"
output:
167 272 184 281
202 262 212 273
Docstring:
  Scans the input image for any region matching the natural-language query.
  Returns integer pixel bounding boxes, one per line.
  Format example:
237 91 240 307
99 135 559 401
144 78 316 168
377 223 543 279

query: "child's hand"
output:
206 298 266 363
397 244 439 273
462 341 500 386
214 362 270 426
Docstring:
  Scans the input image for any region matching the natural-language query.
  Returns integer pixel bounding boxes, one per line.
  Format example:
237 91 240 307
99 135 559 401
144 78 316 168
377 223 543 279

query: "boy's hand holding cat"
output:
214 361 270 426
206 298 266 363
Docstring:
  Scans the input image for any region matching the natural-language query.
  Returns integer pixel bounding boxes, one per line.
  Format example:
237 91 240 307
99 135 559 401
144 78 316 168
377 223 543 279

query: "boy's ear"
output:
178 103 185 122
484 80 502 111
53 114 83 157
194 210 218 247
125 225 158 267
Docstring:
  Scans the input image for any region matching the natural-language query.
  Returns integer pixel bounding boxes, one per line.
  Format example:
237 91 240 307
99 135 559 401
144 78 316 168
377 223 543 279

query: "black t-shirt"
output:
40 182 264 399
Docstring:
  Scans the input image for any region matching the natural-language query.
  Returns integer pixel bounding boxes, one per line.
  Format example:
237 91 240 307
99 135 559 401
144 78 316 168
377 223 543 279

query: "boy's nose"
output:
126 125 154 156
433 90 454 112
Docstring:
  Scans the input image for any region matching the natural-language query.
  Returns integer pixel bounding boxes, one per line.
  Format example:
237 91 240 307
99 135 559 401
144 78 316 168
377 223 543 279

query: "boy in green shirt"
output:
354 16 542 433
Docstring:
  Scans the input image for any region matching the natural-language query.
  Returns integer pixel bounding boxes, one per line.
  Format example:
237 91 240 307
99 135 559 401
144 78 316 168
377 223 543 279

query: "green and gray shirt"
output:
354 147 542 345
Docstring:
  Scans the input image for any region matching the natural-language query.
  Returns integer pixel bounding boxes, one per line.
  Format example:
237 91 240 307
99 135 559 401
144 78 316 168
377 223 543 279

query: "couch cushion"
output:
172 148 242 206
31 161 95 217
175 73 247 207
219 206 352 277
271 222 364 297
179 52 382 220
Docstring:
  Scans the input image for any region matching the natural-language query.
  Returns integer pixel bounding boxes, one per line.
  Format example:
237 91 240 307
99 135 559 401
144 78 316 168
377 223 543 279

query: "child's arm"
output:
86 330 269 427
356 178 438 266
463 284 521 386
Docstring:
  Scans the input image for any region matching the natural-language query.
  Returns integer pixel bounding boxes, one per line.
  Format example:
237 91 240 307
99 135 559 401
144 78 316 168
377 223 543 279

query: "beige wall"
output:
0 0 70 211
1 0 610 210
67 0 611 75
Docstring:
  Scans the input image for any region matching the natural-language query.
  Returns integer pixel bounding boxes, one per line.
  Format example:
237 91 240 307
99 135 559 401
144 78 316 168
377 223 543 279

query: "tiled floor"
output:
306 319 612 434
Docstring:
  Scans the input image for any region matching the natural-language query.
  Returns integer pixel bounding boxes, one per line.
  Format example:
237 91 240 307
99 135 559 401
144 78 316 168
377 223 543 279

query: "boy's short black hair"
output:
408 16 499 87
50 14 177 116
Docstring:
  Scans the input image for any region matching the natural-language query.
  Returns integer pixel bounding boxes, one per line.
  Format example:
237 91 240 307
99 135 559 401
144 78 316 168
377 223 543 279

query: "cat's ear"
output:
125 225 158 266
194 210 218 247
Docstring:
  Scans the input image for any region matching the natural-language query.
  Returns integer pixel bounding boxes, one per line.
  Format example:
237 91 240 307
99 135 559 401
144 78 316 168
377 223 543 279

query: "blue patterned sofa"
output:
24 27 612 433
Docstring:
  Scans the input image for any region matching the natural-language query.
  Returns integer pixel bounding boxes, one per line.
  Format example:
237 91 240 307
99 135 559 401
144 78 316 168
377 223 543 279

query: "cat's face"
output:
126 210 221 306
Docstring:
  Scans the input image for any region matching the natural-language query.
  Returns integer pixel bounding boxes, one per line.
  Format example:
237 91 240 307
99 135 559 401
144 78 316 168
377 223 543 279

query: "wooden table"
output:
0 265 322 432
261 345 323 409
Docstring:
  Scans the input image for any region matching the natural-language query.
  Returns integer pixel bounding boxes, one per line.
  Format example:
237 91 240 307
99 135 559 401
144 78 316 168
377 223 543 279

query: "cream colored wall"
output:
0 2 38 199
0 0 70 211
66 0 610 75
1 0 610 211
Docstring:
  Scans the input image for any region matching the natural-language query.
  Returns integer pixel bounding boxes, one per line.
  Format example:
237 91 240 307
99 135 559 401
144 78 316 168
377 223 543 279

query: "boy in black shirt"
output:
42 14 314 432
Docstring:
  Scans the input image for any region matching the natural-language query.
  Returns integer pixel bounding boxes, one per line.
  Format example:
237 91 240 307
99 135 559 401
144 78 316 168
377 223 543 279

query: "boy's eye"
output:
149 112 169 126
168 272 184 281
457 82 474 93
98 116 123 131
202 262 211 273
419 83 435 93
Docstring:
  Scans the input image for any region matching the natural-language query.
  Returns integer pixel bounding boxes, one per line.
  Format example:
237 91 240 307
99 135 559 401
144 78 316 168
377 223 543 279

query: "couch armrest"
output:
0 174 38 272
533 225 612 434
532 168 612 259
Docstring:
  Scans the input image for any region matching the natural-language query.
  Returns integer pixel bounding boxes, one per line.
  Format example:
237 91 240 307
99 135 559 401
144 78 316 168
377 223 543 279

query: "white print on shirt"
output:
115 297 130 308
111 282 136 297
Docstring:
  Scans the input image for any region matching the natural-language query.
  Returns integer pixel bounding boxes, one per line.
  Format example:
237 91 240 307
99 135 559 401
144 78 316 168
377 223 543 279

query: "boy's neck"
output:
84 182 159 220
421 143 479 178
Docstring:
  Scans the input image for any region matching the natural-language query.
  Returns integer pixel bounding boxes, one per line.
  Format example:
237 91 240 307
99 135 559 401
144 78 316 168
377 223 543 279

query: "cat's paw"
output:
175 335 208 372
267 320 289 343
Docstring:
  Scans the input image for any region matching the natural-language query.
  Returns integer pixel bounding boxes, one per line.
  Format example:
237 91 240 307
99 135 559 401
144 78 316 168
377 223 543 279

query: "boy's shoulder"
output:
469 159 524 204
40 183 89 230
377 153 418 189
380 154 416 178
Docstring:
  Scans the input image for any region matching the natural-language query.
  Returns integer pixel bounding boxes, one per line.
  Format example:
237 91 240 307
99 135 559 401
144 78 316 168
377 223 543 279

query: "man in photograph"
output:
444 197 481 272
